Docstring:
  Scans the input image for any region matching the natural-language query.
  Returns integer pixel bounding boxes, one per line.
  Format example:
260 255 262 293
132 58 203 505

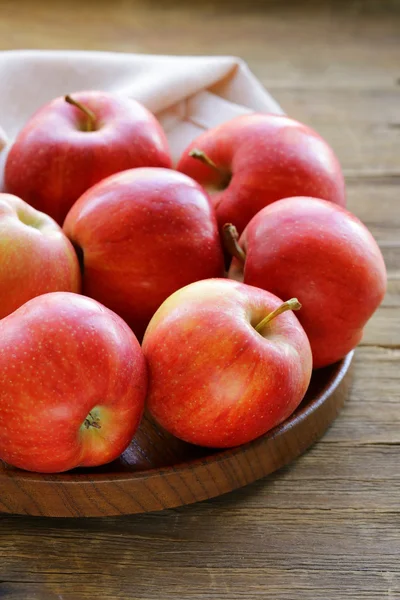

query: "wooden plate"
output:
0 352 353 517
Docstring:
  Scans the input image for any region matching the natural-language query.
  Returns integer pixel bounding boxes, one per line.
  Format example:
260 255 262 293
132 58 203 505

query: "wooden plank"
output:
0 0 398 93
382 280 400 307
346 184 400 244
322 346 400 441
271 89 400 174
363 307 400 347
0 509 399 599
1 566 399 600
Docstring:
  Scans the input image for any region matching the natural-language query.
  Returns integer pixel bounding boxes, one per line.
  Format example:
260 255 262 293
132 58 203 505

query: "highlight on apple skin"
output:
5 90 172 225
0 192 81 318
63 167 225 341
142 278 313 448
0 292 147 473
227 196 387 369
177 113 346 235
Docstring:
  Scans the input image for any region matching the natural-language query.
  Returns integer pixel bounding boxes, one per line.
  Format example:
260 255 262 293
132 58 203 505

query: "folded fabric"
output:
0 50 284 187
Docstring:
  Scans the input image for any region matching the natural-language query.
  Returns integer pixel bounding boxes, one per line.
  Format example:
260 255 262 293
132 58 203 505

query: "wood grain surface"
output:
0 0 399 598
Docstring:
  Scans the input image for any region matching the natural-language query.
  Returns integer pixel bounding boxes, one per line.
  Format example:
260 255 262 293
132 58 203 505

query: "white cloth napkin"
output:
0 50 284 184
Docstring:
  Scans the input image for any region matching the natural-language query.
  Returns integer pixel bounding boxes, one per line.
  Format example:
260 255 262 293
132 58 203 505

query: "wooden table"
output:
0 1 399 598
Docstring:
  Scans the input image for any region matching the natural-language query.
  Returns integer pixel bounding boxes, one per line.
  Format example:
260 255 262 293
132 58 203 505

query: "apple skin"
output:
4 90 172 225
177 113 345 234
0 193 81 318
142 278 312 448
0 292 147 473
228 197 387 369
63 167 225 340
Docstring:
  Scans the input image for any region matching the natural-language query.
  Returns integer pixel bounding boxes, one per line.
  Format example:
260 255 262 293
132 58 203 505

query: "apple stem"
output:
222 223 246 264
189 148 219 169
65 95 96 132
255 298 302 333
84 412 101 430
189 148 230 180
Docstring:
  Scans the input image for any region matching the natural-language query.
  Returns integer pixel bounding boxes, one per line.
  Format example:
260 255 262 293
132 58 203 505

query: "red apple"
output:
142 278 312 448
177 113 345 234
5 90 171 224
0 292 147 473
227 197 387 368
0 193 80 318
63 167 225 340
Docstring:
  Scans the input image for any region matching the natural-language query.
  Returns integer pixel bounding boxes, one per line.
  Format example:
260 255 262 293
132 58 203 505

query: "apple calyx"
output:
65 95 96 132
255 298 302 334
222 223 246 264
83 412 101 430
189 148 231 187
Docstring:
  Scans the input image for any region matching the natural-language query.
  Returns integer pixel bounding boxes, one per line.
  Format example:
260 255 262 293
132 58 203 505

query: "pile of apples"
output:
0 91 386 473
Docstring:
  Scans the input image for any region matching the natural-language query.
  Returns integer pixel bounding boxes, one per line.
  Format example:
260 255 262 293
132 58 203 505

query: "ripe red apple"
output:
227 197 387 368
63 167 225 340
0 292 147 473
177 113 345 234
142 278 312 448
0 193 80 318
5 90 172 224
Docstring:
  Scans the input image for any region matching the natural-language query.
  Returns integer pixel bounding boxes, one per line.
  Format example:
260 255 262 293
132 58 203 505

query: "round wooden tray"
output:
0 352 353 517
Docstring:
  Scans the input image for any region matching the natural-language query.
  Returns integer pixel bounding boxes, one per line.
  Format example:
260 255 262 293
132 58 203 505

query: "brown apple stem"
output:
255 298 302 333
189 148 231 180
84 412 101 430
65 95 96 132
189 148 220 169
222 223 246 264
